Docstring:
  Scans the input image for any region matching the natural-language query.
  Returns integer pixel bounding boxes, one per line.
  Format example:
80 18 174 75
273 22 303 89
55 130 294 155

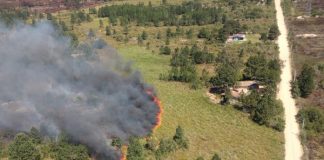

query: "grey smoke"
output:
0 22 160 159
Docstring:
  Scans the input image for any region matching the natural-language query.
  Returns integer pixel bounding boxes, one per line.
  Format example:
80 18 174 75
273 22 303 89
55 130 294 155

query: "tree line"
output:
98 2 224 26
0 128 88 160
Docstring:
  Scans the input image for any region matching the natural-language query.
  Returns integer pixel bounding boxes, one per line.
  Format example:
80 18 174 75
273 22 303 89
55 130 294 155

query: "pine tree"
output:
173 126 188 149
105 26 112 36
298 64 315 97
268 24 280 40
290 80 300 98
29 127 41 144
141 31 148 40
99 19 103 28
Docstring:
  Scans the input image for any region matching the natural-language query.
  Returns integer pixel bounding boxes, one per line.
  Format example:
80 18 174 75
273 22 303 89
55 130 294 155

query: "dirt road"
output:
275 0 304 159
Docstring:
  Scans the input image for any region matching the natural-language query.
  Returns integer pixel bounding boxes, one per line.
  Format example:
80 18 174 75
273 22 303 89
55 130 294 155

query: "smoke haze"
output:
0 22 160 159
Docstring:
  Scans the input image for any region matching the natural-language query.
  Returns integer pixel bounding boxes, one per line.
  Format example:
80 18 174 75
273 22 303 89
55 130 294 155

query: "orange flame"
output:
146 90 163 132
119 90 163 160
120 154 126 160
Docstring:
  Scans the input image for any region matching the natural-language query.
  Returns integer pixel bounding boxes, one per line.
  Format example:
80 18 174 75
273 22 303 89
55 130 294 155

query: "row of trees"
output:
98 2 225 26
3 128 89 160
161 45 215 89
70 11 92 26
210 53 281 88
126 126 190 160
0 9 29 25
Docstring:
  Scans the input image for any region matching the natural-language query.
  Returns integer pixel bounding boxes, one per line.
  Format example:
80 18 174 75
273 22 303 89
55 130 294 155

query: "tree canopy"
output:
8 133 40 160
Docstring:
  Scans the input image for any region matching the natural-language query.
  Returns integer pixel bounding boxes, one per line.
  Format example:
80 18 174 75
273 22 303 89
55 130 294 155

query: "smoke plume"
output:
0 22 160 159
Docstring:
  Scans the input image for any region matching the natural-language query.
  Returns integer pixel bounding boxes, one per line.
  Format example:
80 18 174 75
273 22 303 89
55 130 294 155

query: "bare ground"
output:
275 0 304 159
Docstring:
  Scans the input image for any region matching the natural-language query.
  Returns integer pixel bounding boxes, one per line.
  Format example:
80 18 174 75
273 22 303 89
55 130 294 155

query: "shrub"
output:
268 117 285 132
155 139 176 158
196 157 204 160
297 107 324 133
127 137 144 160
173 126 189 149
111 138 122 149
290 80 301 98
268 24 280 40
211 153 221 160
198 28 210 39
298 64 315 98
159 46 171 55
319 80 324 89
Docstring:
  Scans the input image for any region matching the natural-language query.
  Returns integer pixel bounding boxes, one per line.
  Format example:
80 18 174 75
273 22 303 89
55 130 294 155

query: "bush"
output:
145 138 159 151
290 80 301 98
173 126 189 149
159 46 171 55
196 157 204 160
211 153 221 160
268 24 280 40
50 142 88 160
244 55 281 85
319 80 324 89
298 64 315 98
111 138 122 149
29 127 41 144
240 90 284 130
155 139 176 158
141 31 148 40
105 26 112 36
197 28 210 39
269 117 285 132
297 107 324 133
127 137 144 160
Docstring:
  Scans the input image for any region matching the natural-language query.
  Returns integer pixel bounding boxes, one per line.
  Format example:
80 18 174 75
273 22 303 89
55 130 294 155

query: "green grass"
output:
117 45 284 160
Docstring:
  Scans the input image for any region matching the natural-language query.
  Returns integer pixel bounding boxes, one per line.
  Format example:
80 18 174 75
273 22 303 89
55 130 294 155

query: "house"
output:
226 33 246 43
230 81 265 98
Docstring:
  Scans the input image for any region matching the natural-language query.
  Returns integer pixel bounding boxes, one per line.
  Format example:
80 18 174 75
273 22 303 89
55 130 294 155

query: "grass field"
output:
117 45 284 160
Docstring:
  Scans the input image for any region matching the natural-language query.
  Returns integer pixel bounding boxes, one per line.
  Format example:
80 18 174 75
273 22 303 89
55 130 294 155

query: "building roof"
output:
233 34 246 38
236 80 257 87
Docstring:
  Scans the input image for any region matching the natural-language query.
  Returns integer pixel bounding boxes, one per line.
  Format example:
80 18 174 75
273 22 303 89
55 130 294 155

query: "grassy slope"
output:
117 46 284 160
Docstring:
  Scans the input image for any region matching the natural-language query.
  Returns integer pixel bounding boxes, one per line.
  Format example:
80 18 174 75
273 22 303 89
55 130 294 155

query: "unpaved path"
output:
275 0 304 159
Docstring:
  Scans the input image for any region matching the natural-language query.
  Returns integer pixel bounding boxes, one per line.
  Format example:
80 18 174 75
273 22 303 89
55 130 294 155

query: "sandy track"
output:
275 0 304 159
